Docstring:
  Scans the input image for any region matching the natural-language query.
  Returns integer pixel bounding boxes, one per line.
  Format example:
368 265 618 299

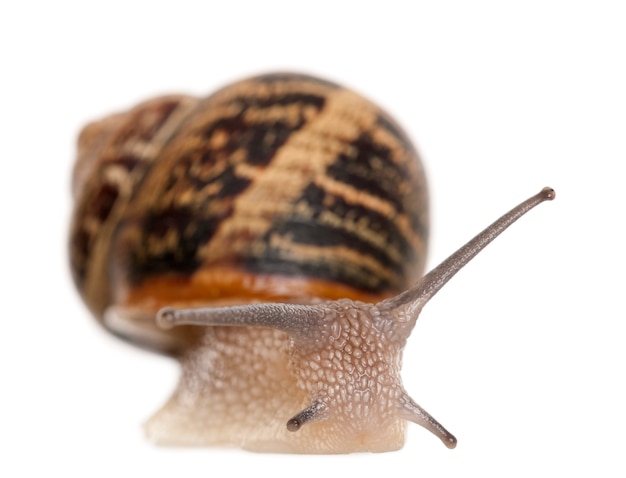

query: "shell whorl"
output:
70 95 200 318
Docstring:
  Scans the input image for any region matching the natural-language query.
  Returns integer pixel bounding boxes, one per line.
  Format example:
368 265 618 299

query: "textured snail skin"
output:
148 303 410 453
69 72 554 453
148 301 423 453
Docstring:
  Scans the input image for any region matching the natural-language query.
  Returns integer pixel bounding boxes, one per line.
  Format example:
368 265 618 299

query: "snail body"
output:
69 73 554 453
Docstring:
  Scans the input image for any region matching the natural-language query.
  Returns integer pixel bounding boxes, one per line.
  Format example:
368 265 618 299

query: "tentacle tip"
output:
443 435 457 449
156 307 177 330
540 187 556 201
286 418 301 432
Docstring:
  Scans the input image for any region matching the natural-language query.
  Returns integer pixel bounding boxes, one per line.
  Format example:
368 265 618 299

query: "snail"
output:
69 72 554 453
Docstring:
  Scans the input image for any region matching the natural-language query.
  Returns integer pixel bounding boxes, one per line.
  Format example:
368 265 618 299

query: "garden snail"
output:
69 72 554 453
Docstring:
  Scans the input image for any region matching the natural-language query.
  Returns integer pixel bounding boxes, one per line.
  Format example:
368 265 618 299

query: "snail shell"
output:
70 73 428 354
69 72 554 453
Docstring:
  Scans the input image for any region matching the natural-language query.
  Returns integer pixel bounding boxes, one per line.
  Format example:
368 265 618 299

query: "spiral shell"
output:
70 73 428 353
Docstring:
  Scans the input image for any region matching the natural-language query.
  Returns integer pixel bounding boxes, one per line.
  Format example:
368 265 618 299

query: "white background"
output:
2 1 624 476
